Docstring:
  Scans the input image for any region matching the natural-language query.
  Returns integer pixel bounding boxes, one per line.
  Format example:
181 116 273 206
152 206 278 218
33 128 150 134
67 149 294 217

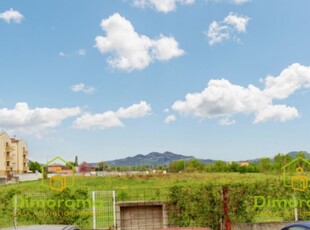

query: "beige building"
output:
0 132 29 178
239 161 250 167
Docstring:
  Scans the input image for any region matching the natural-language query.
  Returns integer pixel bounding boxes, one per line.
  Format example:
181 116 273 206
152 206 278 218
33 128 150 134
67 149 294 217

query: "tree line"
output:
28 151 309 174
170 151 309 173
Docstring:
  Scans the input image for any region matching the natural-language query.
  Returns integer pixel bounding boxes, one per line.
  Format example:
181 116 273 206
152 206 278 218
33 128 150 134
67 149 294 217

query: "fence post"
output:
92 191 96 229
293 191 298 221
113 190 116 228
222 186 231 230
14 195 17 228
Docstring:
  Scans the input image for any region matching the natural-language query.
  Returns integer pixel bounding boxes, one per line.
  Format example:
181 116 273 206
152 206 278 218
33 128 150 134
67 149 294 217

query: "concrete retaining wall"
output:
15 173 41 182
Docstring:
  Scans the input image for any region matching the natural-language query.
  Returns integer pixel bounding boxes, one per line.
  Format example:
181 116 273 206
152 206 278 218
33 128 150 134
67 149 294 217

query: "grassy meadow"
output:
0 172 278 193
0 172 298 229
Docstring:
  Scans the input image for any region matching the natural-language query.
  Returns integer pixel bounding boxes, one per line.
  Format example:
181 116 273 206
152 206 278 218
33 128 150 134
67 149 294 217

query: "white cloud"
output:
263 63 310 100
207 21 230 46
151 35 185 60
206 12 249 45
206 0 251 5
0 9 24 23
219 117 236 126
71 83 96 94
172 63 310 124
163 108 170 113
0 103 81 135
230 0 251 4
254 105 299 124
94 13 184 71
224 13 249 32
164 115 176 124
73 101 151 129
59 49 86 57
133 0 195 13
116 101 151 118
78 49 86 56
73 111 123 130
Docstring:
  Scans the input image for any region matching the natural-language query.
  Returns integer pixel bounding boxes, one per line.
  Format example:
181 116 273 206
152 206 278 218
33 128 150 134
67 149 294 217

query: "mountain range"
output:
32 151 310 167
95 151 310 167
103 151 214 167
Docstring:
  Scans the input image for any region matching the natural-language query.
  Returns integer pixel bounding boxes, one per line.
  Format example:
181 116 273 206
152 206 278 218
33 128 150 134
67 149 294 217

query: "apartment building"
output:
0 132 29 178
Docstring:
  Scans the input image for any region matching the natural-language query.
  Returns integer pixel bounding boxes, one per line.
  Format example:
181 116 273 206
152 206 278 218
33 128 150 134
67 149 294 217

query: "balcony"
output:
23 149 28 155
23 167 28 172
6 155 14 161
5 146 14 152
23 158 28 163
6 166 11 171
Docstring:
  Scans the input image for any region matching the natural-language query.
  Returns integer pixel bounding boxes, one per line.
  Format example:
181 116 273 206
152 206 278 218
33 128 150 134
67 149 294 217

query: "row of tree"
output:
29 151 308 174
170 151 308 173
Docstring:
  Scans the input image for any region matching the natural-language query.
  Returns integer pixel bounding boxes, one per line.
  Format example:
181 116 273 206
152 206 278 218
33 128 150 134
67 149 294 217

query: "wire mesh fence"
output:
91 190 116 229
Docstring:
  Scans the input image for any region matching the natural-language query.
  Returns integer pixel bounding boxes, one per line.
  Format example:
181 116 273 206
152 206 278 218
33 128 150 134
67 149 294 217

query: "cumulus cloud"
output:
116 101 151 118
0 103 81 136
172 63 310 124
133 0 195 13
206 12 249 45
71 83 96 94
206 0 251 5
0 9 24 23
73 111 123 130
165 115 176 124
263 63 310 100
94 13 184 71
254 105 299 124
73 101 151 129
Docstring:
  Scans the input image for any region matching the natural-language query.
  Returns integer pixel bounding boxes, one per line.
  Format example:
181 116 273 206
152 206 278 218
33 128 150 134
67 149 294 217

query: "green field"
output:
0 172 306 229
0 172 279 192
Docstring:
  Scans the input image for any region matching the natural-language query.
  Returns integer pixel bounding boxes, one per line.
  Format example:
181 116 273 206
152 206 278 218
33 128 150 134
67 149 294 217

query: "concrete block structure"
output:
116 201 168 230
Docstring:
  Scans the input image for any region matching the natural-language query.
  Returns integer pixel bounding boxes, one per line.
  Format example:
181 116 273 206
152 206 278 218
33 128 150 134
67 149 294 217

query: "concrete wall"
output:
15 173 41 182
116 201 168 230
232 221 293 230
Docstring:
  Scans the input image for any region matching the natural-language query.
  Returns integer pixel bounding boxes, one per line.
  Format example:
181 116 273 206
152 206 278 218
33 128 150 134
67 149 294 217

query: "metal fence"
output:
1 188 173 230
91 190 116 229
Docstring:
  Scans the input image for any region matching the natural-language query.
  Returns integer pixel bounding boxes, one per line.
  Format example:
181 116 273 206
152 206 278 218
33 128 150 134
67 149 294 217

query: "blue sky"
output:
1 0 310 163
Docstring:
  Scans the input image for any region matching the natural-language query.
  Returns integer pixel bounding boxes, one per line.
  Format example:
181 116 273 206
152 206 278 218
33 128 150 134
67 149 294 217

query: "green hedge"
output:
168 179 310 229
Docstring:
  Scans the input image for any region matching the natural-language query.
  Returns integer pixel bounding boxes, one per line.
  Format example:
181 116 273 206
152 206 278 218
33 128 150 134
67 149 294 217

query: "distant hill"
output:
104 151 214 167
73 150 310 168
246 151 310 163
287 151 310 158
